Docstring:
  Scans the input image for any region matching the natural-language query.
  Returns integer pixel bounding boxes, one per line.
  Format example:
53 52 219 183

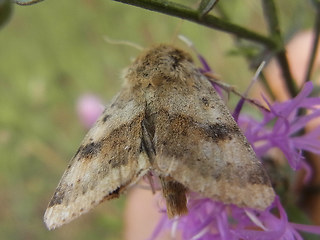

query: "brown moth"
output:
44 44 275 230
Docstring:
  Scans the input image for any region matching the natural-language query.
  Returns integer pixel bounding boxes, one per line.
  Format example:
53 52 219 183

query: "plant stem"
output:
261 0 280 36
304 1 320 83
276 51 298 96
113 0 277 48
261 0 298 97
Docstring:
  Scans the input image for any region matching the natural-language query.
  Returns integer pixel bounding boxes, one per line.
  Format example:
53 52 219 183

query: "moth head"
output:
125 44 196 88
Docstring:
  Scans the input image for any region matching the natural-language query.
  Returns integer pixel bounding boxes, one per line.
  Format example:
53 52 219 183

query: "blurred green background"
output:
0 1 314 239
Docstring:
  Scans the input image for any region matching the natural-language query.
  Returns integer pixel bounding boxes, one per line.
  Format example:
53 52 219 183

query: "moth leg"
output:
159 176 188 218
146 173 156 194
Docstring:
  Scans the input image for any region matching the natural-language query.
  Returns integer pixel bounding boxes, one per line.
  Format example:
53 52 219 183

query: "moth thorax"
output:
125 44 197 88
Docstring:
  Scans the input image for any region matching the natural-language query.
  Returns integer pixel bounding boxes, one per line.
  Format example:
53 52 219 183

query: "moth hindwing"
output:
44 44 275 230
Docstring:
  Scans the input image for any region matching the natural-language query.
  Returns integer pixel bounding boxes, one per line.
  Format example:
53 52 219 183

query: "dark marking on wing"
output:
248 164 271 185
99 182 130 204
74 148 81 158
102 190 119 202
46 112 148 215
111 186 121 196
208 162 271 187
149 109 271 187
206 123 240 141
48 186 66 207
143 109 241 152
102 114 111 123
74 113 144 167
104 114 144 168
79 142 102 159
163 112 240 141
201 97 209 107
110 157 128 168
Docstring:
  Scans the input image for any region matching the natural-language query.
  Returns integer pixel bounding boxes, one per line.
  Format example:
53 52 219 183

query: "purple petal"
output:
275 82 313 117
198 54 212 73
76 94 104 128
300 97 320 108
233 98 245 123
289 110 320 133
290 223 320 235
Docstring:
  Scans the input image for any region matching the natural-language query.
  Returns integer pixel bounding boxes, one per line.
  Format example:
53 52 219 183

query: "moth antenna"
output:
178 35 212 63
103 36 143 51
178 35 197 52
205 73 270 112
244 61 266 97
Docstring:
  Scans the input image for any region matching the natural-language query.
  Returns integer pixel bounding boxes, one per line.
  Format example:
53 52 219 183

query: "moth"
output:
44 44 275 230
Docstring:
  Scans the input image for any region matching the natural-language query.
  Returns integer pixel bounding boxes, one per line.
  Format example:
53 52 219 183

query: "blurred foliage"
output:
0 0 11 28
0 0 315 240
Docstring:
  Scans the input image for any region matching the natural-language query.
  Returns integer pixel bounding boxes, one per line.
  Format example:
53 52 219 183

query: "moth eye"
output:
143 72 149 77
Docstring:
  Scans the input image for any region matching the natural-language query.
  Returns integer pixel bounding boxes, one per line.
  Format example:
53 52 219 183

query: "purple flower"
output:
238 82 320 179
76 94 104 128
149 195 320 240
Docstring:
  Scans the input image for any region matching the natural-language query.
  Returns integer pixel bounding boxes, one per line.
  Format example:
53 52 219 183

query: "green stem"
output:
113 0 277 48
276 51 298 96
261 0 298 97
304 1 320 82
261 0 280 36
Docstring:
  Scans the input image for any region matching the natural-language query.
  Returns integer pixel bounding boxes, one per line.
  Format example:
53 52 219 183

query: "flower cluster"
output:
149 195 320 240
238 82 320 180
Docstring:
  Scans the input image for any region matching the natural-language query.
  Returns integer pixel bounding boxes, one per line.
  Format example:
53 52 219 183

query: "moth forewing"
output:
44 44 275 230
44 90 151 230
